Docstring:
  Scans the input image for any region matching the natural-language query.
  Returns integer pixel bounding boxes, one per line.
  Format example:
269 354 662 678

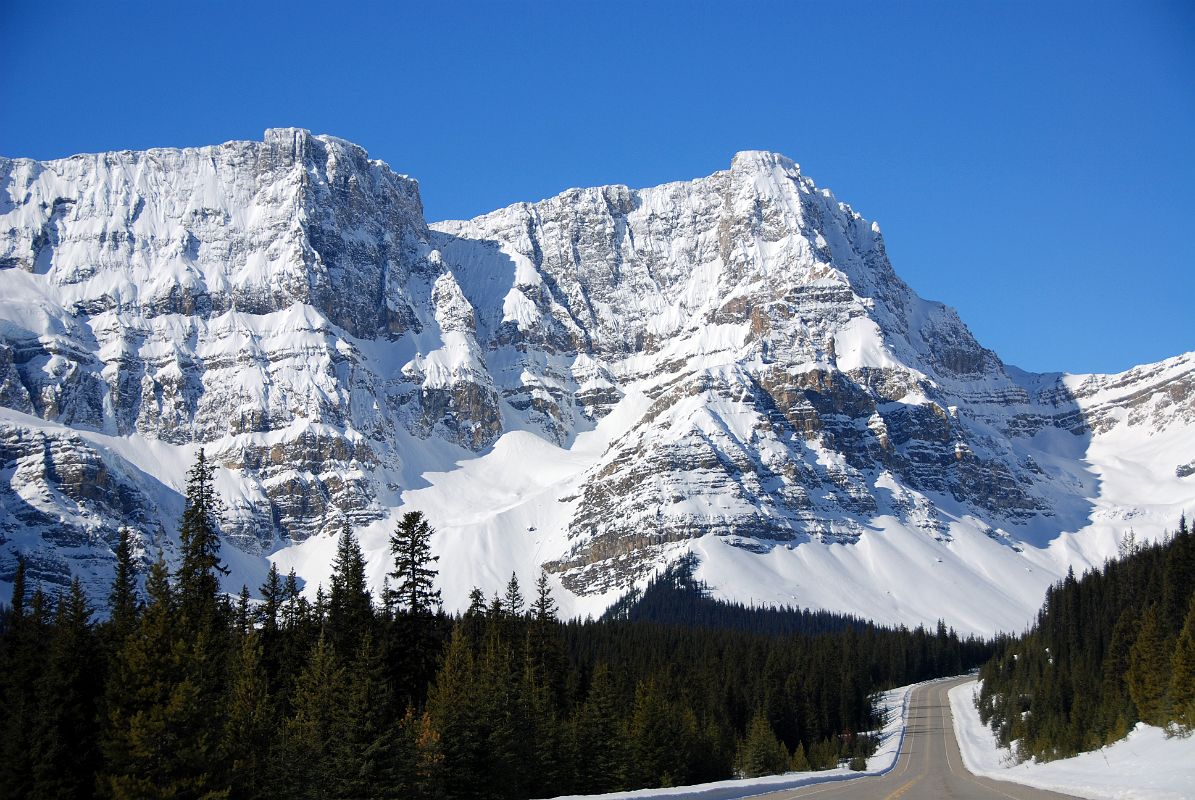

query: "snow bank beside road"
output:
550 680 918 800
949 679 1195 800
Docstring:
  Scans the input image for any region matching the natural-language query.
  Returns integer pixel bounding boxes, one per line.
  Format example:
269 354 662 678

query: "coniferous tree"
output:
0 560 49 800
328 523 374 659
533 571 557 622
109 527 140 639
176 448 228 628
571 663 626 793
503 573 525 618
736 708 790 778
1169 593 1195 733
259 562 283 635
30 579 101 800
102 551 200 799
1127 605 1171 726
388 511 441 616
388 510 442 703
221 630 274 800
425 626 486 800
283 633 348 800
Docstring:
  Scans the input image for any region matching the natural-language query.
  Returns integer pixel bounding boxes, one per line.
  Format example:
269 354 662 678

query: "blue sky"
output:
2 1 1191 374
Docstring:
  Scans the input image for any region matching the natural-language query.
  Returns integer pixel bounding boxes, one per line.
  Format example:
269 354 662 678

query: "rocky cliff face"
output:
1 131 1191 632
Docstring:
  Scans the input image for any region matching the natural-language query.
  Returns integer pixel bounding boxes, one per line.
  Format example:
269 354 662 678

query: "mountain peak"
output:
729 149 800 175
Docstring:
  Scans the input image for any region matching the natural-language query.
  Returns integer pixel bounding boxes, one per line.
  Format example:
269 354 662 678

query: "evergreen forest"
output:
977 517 1195 761
0 451 993 800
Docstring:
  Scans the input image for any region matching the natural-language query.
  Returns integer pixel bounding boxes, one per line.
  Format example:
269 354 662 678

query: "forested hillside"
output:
0 452 991 799
977 518 1195 761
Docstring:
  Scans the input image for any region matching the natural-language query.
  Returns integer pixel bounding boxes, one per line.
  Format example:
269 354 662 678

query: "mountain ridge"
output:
0 129 1190 634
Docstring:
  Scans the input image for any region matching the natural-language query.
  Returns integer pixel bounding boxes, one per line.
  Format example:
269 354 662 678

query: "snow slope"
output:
949 680 1195 800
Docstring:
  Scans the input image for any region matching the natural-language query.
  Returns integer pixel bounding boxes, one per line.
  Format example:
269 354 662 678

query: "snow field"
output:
949 680 1195 800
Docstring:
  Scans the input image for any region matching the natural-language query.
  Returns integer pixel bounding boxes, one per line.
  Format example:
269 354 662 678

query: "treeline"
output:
0 451 991 799
602 553 874 636
977 518 1195 761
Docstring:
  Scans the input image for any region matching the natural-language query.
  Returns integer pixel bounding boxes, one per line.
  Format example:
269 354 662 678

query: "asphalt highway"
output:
741 677 1081 800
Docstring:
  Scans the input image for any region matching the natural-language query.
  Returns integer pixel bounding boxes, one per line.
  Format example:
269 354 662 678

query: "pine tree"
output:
282 633 349 800
503 572 525 617
790 741 811 771
8 554 25 616
1169 593 1195 732
1127 605 1171 726
425 626 487 800
221 631 274 800
109 527 140 638
533 571 557 622
466 587 486 616
177 448 228 628
387 511 441 616
329 523 374 658
736 708 790 778
0 560 50 799
30 579 102 800
282 568 306 630
235 585 252 636
259 562 282 634
572 663 626 792
341 632 401 799
388 510 442 705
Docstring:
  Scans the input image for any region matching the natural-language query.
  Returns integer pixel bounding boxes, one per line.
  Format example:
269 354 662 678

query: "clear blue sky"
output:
2 1 1191 374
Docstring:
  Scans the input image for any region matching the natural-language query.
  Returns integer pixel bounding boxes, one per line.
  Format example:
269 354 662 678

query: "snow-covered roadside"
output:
949 680 1195 800
548 680 922 800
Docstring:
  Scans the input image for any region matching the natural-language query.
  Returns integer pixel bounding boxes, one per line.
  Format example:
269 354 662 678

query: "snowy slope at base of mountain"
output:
950 681 1195 800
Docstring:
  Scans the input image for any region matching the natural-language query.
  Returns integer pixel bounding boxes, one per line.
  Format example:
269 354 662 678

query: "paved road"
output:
743 677 1081 800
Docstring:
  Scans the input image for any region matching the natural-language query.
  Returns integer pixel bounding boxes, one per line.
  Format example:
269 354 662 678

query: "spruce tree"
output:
109 527 140 640
387 511 441 616
1127 605 1171 726
503 572 525 618
388 510 442 704
425 626 486 800
222 631 274 800
30 579 101 800
282 633 348 800
736 708 790 778
1169 593 1195 732
329 522 374 658
533 570 557 622
259 562 282 634
0 560 49 799
177 448 228 628
572 663 626 792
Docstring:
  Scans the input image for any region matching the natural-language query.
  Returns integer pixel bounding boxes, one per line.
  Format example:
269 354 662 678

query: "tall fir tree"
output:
1127 605 1171 726
259 562 283 635
176 448 228 629
0 560 50 800
108 527 140 641
736 708 790 778
503 573 525 618
282 633 348 800
387 510 442 704
328 522 374 659
30 579 102 800
1169 593 1195 732
221 630 274 800
387 511 441 616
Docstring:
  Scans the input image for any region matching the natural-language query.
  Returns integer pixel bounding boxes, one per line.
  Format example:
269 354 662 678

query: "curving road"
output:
743 677 1080 800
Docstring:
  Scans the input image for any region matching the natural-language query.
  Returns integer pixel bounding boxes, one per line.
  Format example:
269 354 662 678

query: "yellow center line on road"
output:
883 774 923 800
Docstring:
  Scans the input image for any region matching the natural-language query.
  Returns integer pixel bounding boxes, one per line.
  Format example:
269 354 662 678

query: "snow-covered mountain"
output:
1 130 1191 634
